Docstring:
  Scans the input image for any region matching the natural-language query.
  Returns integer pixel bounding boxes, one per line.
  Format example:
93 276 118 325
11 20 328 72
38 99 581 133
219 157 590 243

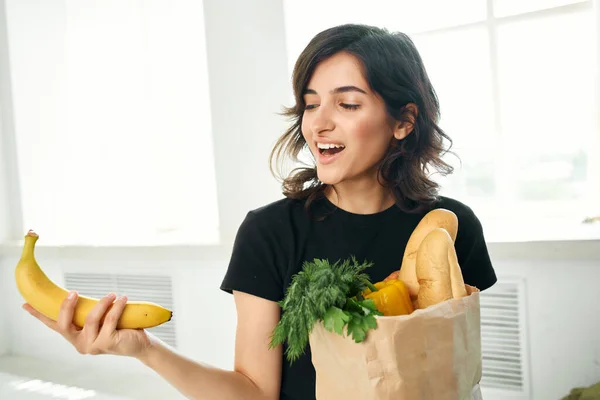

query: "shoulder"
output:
247 197 306 220
432 196 497 290
222 198 306 302
240 197 307 232
235 197 309 242
429 195 487 252
432 195 479 220
431 196 483 234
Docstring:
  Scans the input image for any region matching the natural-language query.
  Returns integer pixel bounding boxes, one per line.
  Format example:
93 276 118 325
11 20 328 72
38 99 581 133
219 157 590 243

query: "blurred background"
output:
0 0 598 399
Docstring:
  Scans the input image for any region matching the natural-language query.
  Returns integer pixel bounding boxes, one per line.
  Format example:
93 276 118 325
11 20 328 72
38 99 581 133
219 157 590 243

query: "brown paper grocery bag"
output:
309 286 482 400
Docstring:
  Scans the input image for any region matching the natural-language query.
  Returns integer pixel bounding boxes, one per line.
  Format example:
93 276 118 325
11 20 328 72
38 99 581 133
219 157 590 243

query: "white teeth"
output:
317 143 345 150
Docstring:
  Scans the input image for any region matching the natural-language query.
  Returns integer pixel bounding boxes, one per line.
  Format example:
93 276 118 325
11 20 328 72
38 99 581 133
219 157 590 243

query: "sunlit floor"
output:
0 372 129 400
0 355 185 400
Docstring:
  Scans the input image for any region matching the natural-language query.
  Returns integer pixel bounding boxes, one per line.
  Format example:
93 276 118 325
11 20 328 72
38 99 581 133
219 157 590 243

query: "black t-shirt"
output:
220 195 497 400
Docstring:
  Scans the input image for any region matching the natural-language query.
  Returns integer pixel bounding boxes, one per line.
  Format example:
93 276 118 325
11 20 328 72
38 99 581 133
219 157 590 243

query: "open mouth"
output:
317 143 345 157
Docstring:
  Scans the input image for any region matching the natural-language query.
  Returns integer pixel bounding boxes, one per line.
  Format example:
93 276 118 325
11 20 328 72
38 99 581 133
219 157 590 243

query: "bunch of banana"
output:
15 230 172 329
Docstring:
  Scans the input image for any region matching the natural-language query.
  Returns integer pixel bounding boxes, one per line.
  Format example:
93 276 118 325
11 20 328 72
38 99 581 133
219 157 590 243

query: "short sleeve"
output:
220 211 285 302
455 207 497 291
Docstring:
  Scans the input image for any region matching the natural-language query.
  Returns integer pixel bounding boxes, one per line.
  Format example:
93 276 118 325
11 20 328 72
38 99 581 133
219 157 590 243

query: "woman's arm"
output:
137 291 282 400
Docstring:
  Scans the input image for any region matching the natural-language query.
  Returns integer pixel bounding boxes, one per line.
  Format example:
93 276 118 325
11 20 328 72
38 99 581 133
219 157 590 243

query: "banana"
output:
15 230 173 329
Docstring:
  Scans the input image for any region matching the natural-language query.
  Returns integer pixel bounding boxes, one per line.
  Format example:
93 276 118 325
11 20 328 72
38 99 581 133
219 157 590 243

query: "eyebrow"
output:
303 85 368 96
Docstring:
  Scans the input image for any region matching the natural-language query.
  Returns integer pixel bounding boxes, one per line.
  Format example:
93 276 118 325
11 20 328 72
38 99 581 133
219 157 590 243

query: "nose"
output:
310 104 334 135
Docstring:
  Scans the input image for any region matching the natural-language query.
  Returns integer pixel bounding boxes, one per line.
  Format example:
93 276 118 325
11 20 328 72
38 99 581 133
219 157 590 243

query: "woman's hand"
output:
23 291 152 359
384 270 399 281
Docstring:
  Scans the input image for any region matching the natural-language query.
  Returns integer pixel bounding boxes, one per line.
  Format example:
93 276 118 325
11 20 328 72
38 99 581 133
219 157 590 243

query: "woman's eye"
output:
304 103 359 111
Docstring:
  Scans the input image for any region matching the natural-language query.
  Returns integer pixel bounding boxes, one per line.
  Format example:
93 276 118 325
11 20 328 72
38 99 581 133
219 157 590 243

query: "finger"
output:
98 295 128 341
57 291 81 339
82 292 117 340
22 303 59 331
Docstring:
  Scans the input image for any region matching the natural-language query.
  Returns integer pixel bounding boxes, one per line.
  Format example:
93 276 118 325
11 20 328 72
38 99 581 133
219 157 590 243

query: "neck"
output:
325 179 395 215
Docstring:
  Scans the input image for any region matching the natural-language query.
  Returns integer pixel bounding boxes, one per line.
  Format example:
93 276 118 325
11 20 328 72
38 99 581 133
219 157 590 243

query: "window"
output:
283 0 600 241
5 0 219 246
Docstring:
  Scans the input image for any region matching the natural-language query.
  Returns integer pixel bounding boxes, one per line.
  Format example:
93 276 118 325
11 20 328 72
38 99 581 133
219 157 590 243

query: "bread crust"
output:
416 227 468 309
398 209 458 298
416 228 453 308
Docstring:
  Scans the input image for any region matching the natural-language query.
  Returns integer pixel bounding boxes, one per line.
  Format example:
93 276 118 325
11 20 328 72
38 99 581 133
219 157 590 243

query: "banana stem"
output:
20 230 39 259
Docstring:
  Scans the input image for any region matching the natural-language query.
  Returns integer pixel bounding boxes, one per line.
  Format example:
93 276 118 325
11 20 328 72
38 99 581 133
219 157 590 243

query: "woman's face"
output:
301 52 410 186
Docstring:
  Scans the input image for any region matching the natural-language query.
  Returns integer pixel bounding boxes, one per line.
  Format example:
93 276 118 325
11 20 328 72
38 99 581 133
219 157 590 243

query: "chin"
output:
315 168 345 186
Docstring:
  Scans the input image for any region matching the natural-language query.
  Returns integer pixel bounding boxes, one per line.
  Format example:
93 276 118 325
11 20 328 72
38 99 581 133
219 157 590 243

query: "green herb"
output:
342 297 380 343
269 256 382 363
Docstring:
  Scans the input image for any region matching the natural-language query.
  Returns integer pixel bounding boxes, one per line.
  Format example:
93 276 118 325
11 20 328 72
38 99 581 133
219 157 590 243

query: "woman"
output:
23 23 497 400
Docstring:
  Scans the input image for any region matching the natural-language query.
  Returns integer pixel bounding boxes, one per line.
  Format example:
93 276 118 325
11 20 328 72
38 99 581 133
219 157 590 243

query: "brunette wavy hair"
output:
269 23 456 213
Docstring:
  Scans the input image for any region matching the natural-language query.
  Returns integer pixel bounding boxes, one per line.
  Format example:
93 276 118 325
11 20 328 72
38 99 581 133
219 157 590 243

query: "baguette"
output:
447 234 468 300
397 208 458 299
416 227 468 309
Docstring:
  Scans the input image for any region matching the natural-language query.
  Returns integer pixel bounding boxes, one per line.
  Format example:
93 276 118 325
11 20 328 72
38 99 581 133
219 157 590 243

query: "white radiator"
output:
63 272 177 348
480 278 531 399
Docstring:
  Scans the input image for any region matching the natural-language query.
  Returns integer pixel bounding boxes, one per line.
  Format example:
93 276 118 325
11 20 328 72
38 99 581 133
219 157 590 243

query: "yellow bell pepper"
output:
363 279 414 316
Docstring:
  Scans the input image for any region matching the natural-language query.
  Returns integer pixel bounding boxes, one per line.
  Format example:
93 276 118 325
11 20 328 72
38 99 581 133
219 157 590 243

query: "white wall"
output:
202 0 290 244
0 252 8 356
0 1 599 400
0 0 290 364
0 90 7 356
482 251 600 400
0 245 238 373
1 243 599 400
0 0 288 360
0 0 15 357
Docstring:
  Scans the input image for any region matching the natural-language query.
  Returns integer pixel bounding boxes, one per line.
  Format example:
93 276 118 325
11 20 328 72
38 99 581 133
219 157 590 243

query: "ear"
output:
393 103 418 140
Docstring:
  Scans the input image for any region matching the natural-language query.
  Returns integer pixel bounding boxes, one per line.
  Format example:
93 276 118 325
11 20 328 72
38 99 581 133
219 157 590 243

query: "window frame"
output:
408 0 600 240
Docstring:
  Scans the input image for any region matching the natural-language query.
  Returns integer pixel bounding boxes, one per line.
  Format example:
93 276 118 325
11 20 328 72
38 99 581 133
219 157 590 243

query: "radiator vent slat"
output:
64 272 177 348
479 280 528 394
